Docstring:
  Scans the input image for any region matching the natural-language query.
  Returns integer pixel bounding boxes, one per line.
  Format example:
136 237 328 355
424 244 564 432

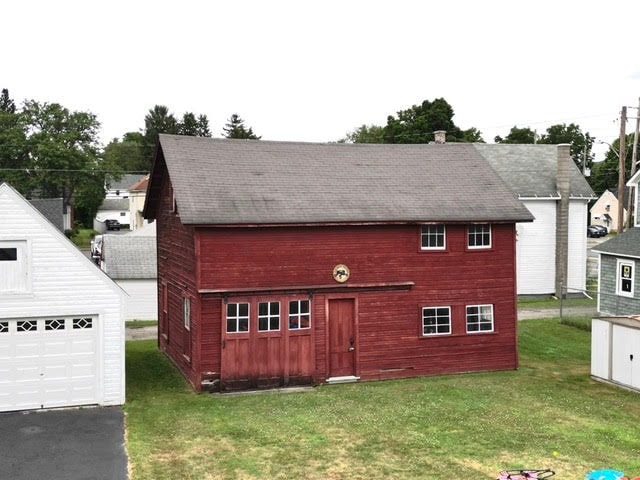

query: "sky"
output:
3 1 640 160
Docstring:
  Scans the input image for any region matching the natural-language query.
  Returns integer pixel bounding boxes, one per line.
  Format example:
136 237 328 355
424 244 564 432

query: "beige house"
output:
590 188 630 232
128 174 150 231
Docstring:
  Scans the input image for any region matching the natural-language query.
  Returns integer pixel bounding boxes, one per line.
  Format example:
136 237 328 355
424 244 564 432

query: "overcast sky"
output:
3 1 639 160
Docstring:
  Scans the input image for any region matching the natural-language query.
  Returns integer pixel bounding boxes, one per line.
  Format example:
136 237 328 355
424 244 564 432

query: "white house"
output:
590 188 630 233
100 224 157 321
475 144 596 296
0 183 126 412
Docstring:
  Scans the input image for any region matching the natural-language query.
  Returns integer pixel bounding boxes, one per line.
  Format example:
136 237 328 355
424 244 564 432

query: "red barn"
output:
143 135 534 392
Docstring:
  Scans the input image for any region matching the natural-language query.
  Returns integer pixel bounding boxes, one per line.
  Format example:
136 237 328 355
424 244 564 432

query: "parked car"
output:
90 235 103 263
587 225 607 238
105 219 121 231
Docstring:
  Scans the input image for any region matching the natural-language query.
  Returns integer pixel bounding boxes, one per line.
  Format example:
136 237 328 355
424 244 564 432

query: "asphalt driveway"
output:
0 406 128 480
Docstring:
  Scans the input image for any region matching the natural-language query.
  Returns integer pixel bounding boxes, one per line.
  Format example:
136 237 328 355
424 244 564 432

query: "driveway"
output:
0 407 128 480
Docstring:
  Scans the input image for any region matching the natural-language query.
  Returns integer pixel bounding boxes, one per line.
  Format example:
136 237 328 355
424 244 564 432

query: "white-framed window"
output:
0 240 29 293
288 299 311 330
467 224 491 249
466 304 494 333
422 306 451 335
616 259 635 297
421 224 446 250
258 301 280 331
183 297 191 330
227 302 249 333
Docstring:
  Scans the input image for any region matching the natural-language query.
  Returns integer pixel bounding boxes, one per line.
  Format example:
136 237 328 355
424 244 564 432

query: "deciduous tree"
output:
494 126 537 144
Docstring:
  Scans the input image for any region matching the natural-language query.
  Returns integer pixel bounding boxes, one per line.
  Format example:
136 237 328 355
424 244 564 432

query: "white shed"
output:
0 183 126 412
591 316 640 392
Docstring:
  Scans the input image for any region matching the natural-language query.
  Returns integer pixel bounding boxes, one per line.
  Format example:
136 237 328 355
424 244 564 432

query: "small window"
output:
466 305 494 333
468 224 491 249
17 320 37 332
120 212 126 217
183 298 191 330
289 300 311 330
421 225 445 250
258 301 280 331
617 260 635 297
0 248 17 261
73 317 93 329
0 321 8 333
227 302 249 333
422 306 451 335
45 319 65 331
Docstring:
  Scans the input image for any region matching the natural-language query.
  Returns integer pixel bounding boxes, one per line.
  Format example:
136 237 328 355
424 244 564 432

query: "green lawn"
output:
125 319 640 480
517 296 597 309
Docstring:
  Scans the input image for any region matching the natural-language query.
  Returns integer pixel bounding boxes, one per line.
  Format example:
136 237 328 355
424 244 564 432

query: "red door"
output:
328 298 356 378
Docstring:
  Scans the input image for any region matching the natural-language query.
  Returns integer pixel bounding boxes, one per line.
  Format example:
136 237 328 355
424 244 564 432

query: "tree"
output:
0 88 16 113
0 89 30 191
382 98 479 143
18 100 105 224
589 134 636 195
180 112 211 137
494 126 537 144
339 124 385 143
537 123 594 172
222 114 261 139
103 132 147 174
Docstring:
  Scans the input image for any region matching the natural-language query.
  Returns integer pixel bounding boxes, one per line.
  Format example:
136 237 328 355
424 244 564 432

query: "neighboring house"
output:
128 174 150 232
143 134 533 392
96 198 130 228
590 187 630 233
100 226 158 321
474 144 596 296
28 198 64 232
0 183 126 413
105 174 145 199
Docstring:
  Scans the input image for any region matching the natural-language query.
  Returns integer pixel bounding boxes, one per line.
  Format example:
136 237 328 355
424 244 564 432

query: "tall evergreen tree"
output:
222 113 261 139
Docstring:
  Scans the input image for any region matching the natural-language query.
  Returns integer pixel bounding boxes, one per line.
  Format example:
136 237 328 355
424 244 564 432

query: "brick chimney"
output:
555 144 571 298
433 130 446 144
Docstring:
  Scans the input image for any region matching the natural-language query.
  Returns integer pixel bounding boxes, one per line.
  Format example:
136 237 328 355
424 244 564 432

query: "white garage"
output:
0 183 125 412
591 316 640 392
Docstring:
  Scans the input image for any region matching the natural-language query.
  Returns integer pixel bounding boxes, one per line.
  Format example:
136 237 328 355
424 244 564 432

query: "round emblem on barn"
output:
332 264 350 283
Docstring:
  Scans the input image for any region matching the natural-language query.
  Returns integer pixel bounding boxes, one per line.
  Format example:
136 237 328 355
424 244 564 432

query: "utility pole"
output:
626 98 640 229
617 106 627 233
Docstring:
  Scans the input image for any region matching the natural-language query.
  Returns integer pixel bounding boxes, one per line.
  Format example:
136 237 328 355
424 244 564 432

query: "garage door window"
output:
17 320 37 332
73 317 93 329
45 319 65 331
0 321 8 333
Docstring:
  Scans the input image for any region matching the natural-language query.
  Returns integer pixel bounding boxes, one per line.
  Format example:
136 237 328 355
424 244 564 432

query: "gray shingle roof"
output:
99 198 129 211
107 174 147 191
149 135 534 225
29 198 64 231
592 228 640 259
101 235 157 279
473 144 595 199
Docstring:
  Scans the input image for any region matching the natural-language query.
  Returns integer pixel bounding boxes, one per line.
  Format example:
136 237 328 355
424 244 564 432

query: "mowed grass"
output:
124 319 640 480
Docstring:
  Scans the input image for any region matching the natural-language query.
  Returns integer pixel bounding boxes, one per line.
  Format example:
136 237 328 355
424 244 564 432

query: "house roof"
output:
99 198 129 211
473 144 595 199
592 227 640 259
28 198 64 231
101 234 157 279
609 187 631 207
107 174 146 192
144 135 534 225
129 174 149 192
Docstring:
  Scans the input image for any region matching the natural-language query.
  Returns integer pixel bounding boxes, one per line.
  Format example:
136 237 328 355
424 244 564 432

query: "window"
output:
617 260 635 297
468 224 491 249
421 225 445 250
45 319 65 331
289 300 311 329
0 321 7 333
227 302 249 333
73 317 93 329
422 306 451 335
0 248 17 261
183 297 191 330
258 301 280 331
466 305 494 332
17 320 37 332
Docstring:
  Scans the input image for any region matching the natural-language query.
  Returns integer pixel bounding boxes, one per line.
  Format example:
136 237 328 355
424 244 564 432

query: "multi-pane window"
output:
73 317 93 329
617 260 635 297
288 300 311 329
45 319 65 331
258 301 280 331
17 320 37 332
421 225 446 250
183 297 191 330
467 224 491 248
466 304 494 332
422 306 451 335
227 302 249 333
0 321 8 333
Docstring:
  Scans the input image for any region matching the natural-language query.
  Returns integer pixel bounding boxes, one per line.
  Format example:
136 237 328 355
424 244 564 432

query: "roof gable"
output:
473 144 595 199
593 228 640 259
102 235 157 279
145 135 533 225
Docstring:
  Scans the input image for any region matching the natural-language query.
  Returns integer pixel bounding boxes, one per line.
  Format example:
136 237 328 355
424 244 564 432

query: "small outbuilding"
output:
591 316 640 392
0 183 126 412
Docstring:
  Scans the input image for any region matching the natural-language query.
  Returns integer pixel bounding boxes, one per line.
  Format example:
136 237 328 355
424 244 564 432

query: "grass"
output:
518 295 596 309
126 320 158 328
70 227 98 248
124 319 640 480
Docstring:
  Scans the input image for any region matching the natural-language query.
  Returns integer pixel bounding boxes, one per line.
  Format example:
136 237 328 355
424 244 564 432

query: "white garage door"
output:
0 316 98 412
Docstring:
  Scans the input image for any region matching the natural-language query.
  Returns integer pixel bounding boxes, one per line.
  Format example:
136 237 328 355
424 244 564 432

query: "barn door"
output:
328 298 356 378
